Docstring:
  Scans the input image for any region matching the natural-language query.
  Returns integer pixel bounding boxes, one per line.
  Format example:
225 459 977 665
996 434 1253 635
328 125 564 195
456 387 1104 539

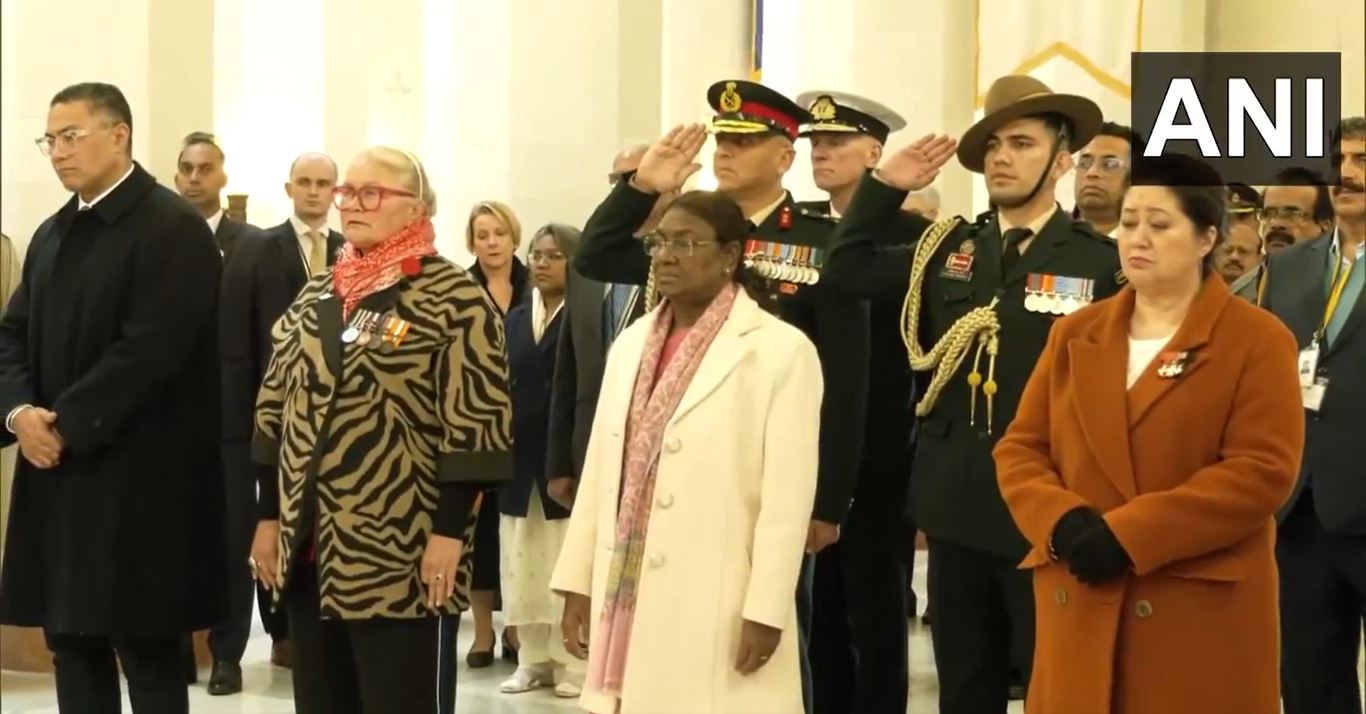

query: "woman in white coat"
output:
551 191 822 714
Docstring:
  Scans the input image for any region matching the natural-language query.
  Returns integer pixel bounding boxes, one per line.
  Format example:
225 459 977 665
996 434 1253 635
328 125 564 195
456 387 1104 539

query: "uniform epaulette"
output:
795 201 838 223
1071 218 1118 247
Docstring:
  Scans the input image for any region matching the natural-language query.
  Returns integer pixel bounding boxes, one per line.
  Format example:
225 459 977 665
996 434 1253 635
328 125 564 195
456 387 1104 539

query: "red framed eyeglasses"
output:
332 184 416 211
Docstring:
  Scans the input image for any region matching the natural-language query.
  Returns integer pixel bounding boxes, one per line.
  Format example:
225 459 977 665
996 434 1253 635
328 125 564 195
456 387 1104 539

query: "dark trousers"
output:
286 560 458 714
46 632 187 714
810 497 910 713
1277 490 1366 714
216 445 289 661
795 554 815 714
927 537 1034 714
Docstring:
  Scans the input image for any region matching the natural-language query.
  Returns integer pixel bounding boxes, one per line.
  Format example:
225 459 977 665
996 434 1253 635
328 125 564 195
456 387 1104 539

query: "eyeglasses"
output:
641 233 719 257
35 126 108 157
529 249 566 264
332 184 416 211
1258 206 1311 222
1077 155 1127 173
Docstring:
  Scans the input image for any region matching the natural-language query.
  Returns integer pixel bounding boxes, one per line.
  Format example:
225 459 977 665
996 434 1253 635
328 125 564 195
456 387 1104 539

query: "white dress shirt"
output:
206 209 224 235
77 163 136 211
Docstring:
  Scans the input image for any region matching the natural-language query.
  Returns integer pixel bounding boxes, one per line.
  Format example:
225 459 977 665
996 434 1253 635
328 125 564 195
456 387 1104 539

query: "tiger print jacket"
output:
252 256 513 620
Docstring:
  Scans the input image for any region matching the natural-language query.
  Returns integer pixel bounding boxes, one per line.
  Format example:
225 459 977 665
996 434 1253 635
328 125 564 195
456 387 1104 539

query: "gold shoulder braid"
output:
899 216 1005 433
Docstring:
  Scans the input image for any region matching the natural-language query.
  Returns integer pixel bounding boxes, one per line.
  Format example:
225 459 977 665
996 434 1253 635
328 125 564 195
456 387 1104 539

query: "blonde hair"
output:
465 200 522 251
354 146 437 217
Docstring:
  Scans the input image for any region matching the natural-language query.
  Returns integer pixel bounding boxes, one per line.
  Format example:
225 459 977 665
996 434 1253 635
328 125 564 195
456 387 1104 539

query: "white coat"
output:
550 289 822 714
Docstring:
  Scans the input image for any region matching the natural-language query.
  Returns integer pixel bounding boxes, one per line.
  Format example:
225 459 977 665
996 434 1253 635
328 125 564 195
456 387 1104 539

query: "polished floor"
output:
1 550 1361 713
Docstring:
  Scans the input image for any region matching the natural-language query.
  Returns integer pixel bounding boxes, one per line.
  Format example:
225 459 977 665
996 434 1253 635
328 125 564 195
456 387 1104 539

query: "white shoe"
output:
553 668 584 699
499 666 552 694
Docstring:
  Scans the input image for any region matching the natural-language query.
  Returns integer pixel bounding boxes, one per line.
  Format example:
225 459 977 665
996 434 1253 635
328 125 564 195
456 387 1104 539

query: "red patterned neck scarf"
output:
332 218 438 318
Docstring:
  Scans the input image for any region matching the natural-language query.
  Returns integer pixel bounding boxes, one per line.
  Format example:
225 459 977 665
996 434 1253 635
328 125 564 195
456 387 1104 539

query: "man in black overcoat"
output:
0 82 226 714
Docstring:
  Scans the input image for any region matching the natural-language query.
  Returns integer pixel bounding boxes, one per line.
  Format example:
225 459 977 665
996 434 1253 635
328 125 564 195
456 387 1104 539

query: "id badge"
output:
1301 376 1328 412
1297 343 1320 387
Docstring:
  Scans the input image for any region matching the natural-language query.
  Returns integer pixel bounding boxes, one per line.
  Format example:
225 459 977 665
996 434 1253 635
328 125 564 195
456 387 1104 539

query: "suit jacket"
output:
469 258 531 317
796 200 917 520
220 220 343 444
1227 263 1263 303
574 178 869 525
252 257 513 619
1263 232 1366 533
993 273 1302 714
215 215 260 258
826 173 1123 558
500 301 569 519
545 267 645 481
550 289 819 714
0 163 227 634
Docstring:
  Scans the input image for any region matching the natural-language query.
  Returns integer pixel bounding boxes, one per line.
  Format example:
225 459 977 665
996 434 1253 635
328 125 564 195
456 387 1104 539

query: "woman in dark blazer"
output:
464 199 531 666
992 155 1304 714
497 223 584 698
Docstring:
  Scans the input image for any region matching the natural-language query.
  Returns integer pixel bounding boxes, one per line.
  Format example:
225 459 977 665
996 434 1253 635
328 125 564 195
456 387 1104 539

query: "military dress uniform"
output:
572 80 870 714
792 91 921 714
823 76 1123 714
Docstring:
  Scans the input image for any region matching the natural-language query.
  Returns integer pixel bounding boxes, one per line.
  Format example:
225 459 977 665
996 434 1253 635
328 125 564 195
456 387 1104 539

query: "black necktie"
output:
1001 228 1033 275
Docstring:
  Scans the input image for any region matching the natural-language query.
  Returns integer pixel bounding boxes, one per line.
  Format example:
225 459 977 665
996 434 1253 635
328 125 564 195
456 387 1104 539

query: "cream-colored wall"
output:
1207 0 1365 118
1 0 1362 261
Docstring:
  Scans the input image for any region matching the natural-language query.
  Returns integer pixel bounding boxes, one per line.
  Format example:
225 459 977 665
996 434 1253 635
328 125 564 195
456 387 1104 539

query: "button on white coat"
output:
657 494 675 509
664 438 681 453
648 553 666 568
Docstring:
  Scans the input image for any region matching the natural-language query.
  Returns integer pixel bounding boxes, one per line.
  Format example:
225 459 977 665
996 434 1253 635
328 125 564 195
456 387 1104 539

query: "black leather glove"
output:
1067 520 1133 585
1049 507 1103 561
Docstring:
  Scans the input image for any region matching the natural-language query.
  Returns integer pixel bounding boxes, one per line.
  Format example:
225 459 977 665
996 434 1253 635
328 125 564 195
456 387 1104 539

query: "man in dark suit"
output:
0 82 226 714
572 81 872 714
1265 115 1366 714
824 75 1123 714
173 132 258 257
791 89 918 714
544 147 660 508
212 151 341 694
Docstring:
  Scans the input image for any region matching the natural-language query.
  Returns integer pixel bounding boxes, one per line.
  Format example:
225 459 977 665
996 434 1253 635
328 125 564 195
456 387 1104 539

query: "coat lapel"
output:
1067 289 1138 500
278 224 308 289
1288 238 1329 344
1326 285 1366 355
315 288 344 381
668 293 764 427
1125 273 1231 428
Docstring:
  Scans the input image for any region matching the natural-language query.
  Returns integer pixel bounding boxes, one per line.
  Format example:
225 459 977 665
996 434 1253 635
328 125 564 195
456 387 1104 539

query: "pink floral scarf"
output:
586 282 739 700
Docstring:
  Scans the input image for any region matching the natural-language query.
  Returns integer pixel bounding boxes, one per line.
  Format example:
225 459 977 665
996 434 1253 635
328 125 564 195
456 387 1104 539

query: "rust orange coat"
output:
993 275 1304 714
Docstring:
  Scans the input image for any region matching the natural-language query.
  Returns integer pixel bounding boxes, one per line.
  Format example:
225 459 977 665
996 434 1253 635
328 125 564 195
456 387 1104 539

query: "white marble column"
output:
214 0 327 228
659 0 749 190
758 0 976 215
1 0 153 253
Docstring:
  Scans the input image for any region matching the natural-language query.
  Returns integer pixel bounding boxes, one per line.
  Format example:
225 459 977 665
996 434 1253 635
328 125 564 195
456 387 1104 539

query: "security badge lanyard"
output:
1299 258 1353 411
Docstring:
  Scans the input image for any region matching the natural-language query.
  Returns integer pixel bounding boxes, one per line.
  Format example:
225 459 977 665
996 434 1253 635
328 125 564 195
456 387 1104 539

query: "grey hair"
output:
354 146 437 217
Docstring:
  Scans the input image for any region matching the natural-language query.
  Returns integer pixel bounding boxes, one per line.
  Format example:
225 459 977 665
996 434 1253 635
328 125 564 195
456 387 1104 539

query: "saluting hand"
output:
632 124 709 194
873 134 959 192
